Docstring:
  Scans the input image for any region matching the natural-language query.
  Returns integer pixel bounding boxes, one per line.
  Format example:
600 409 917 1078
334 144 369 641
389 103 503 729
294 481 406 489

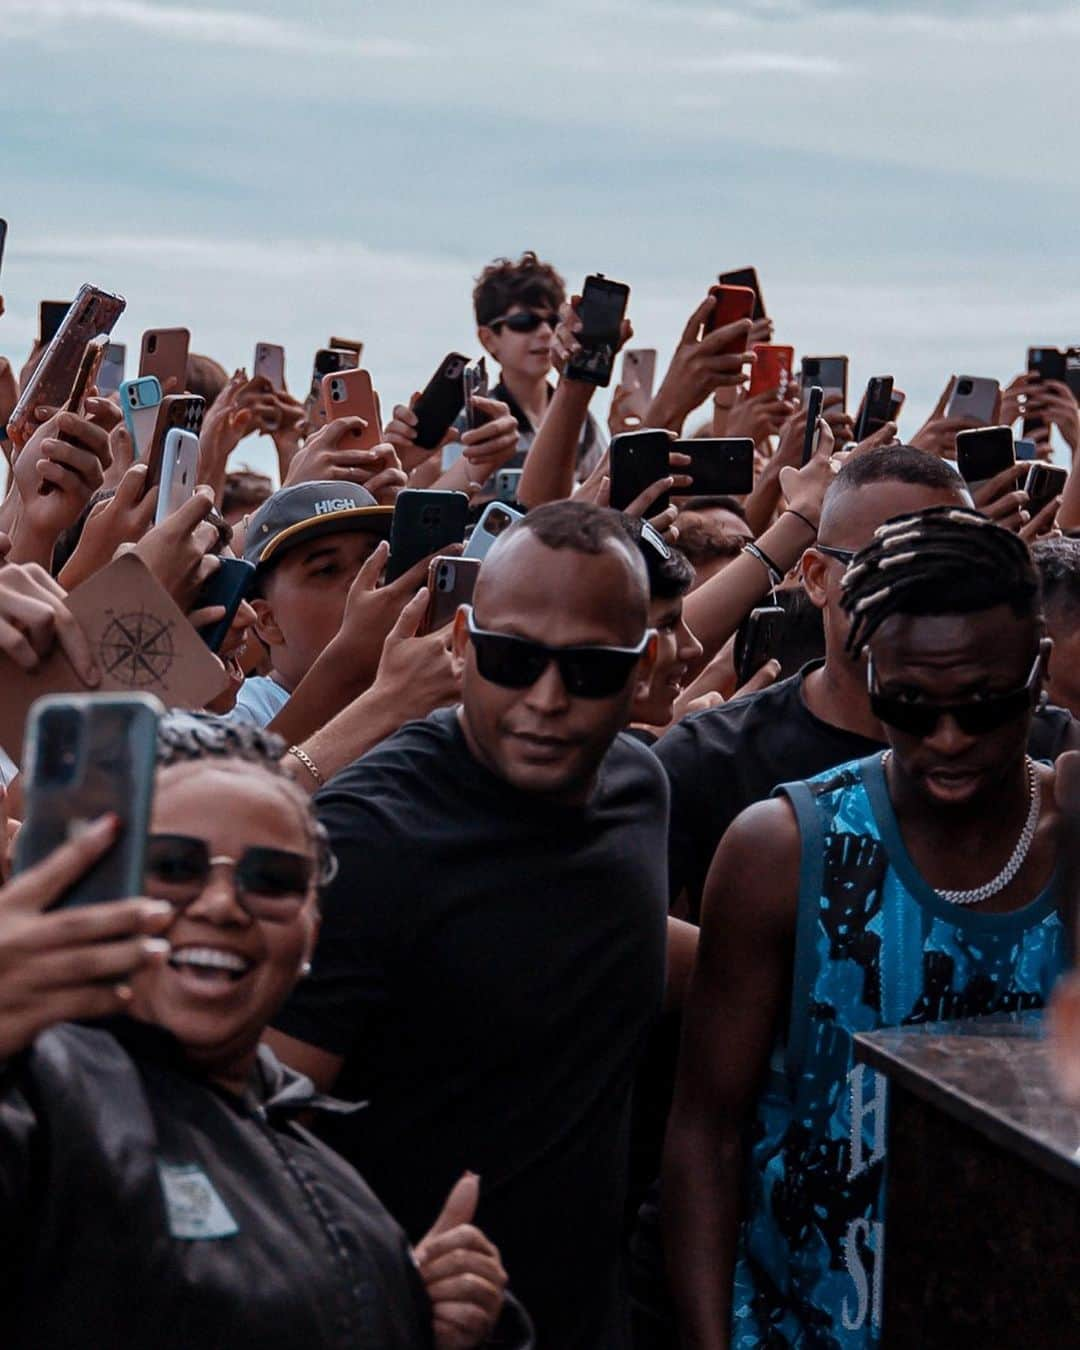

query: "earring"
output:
299 960 312 978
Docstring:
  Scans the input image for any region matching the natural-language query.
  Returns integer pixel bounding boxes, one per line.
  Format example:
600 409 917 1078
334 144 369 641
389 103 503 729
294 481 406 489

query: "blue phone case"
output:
120 376 163 459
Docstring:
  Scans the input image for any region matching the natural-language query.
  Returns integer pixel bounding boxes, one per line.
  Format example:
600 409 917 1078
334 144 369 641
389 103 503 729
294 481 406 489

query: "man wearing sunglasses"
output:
664 507 1068 1350
658 445 1079 919
270 501 669 1350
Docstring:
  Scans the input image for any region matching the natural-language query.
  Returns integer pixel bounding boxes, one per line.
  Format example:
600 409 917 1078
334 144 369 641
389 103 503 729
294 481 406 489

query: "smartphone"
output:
854 376 895 441
888 389 906 422
420 556 482 636
1025 348 1067 440
138 327 190 392
620 348 657 421
955 425 1015 484
464 501 525 562
704 285 755 350
495 468 523 504
1024 463 1067 518
1065 347 1080 401
802 385 824 465
0 218 6 278
674 438 754 496
308 346 358 403
736 606 786 687
154 428 200 526
146 394 205 489
9 284 126 445
387 489 469 582
253 342 285 391
718 267 766 320
735 589 825 685
945 375 999 425
800 356 848 410
63 337 109 416
39 299 72 346
120 376 163 460
15 693 161 910
610 429 674 514
462 356 492 433
566 274 630 388
329 336 364 360
749 344 794 398
413 352 469 449
97 342 126 397
195 557 256 653
1015 438 1039 462
321 368 382 449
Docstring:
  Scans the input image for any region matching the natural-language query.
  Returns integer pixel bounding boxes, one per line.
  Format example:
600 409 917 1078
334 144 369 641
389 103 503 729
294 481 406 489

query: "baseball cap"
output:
243 480 393 570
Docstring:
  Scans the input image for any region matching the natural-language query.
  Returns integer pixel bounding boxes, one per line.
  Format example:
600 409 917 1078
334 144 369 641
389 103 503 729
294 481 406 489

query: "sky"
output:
2 0 1079 480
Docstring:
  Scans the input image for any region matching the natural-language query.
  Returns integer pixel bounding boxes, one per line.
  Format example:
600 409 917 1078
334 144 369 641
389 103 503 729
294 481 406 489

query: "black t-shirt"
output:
656 660 1076 921
274 708 669 1350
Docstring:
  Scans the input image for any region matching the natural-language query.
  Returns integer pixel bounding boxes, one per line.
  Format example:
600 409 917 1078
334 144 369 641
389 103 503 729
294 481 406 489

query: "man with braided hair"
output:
663 507 1069 1349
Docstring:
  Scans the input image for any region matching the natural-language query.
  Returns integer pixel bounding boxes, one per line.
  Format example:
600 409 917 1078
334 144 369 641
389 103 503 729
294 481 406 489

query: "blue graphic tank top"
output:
732 753 1065 1349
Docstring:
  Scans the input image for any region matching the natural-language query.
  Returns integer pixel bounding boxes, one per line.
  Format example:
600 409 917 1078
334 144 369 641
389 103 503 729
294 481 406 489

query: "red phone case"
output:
705 285 755 353
749 345 795 398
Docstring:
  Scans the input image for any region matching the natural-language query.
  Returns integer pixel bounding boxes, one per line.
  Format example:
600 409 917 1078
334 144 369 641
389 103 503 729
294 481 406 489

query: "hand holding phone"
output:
413 352 469 449
620 349 657 422
801 386 825 465
120 376 164 461
610 430 677 514
321 369 383 450
463 502 525 562
139 328 190 393
704 285 755 352
565 274 630 388
671 438 754 496
718 267 766 321
749 345 794 399
387 489 469 582
253 343 285 391
420 557 482 635
854 376 894 442
154 429 200 526
955 425 1014 484
462 358 491 432
194 557 256 652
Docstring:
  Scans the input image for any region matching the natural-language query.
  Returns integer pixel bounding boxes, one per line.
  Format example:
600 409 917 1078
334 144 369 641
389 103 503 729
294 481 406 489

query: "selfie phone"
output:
387 489 469 582
610 429 675 514
139 327 190 392
39 299 73 346
1015 438 1038 462
718 267 766 320
736 606 786 688
749 344 794 399
495 468 523 504
464 501 525 562
955 425 1014 484
854 376 895 441
566 274 630 388
800 356 848 410
146 395 205 489
9 284 126 446
413 352 469 449
1024 463 1067 518
419 556 482 636
321 368 383 449
15 693 162 910
154 428 200 526
945 375 998 425
620 348 657 421
802 385 825 465
97 342 126 397
704 285 755 349
1024 348 1067 439
195 557 256 653
253 342 285 390
673 438 754 496
120 376 163 460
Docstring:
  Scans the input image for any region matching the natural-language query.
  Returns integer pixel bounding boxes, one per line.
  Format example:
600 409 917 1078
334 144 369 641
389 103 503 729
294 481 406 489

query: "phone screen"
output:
566 276 629 388
40 300 73 345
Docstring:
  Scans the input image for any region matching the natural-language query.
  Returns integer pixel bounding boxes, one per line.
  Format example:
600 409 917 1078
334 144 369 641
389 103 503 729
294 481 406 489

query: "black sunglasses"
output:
867 652 1043 738
487 311 559 335
815 543 857 566
465 607 653 699
145 834 315 923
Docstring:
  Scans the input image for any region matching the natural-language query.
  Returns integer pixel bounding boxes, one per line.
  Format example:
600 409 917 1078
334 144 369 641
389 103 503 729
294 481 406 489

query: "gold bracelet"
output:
287 744 324 787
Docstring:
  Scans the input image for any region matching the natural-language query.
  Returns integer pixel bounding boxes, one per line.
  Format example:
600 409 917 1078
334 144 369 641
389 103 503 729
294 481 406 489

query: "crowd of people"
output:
0 244 1078 1349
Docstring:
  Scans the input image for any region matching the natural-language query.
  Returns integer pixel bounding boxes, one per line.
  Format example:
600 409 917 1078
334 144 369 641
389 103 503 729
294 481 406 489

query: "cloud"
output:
0 1 420 58
679 50 841 75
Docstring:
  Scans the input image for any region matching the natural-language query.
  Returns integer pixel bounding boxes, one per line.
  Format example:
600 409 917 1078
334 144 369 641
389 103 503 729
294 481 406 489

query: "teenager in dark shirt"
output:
657 446 1078 917
269 502 670 1350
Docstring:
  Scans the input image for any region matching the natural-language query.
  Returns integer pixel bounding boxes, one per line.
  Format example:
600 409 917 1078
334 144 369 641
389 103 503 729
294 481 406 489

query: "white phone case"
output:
155 428 200 526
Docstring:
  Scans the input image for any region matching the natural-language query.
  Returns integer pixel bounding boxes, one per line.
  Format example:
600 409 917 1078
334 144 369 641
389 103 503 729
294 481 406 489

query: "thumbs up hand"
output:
413 1173 507 1349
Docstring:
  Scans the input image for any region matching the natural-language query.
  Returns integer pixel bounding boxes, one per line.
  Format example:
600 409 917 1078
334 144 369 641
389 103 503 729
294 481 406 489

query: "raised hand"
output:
413 1173 507 1350
647 294 754 434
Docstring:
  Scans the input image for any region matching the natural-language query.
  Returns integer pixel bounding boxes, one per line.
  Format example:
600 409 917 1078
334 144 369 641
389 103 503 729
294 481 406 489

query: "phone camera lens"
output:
147 335 157 354
957 378 973 395
37 707 83 786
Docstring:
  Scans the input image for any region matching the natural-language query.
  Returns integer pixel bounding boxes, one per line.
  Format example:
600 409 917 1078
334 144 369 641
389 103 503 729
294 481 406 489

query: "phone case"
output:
736 606 786 687
321 368 383 449
800 357 848 409
464 501 525 562
955 426 1014 484
566 275 629 388
139 327 190 391
749 344 794 398
1024 463 1067 517
195 557 256 653
705 285 755 347
495 469 523 504
307 347 359 413
154 429 200 526
463 357 491 432
146 395 205 489
9 284 126 445
15 693 162 910
678 438 755 496
802 386 825 465
420 556 482 636
610 430 673 513
329 337 364 358
945 375 999 425
120 376 164 460
621 348 657 420
387 489 469 582
0 218 6 276
254 342 286 390
854 376 894 441
64 337 109 416
718 267 766 320
98 343 126 397
413 352 469 449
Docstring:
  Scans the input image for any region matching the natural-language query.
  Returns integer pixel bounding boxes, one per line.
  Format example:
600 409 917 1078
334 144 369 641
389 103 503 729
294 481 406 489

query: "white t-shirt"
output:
228 675 291 728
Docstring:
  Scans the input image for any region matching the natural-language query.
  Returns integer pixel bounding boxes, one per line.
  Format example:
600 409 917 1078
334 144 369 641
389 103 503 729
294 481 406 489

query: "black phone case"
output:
802 386 825 465
854 377 894 441
956 427 1014 484
414 353 469 449
680 439 754 496
387 490 469 582
196 558 256 653
610 431 673 513
566 277 629 389
737 607 786 688
1024 464 1067 517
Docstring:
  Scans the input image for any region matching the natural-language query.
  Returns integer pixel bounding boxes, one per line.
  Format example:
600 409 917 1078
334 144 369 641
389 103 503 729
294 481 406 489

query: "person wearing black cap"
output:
231 480 394 727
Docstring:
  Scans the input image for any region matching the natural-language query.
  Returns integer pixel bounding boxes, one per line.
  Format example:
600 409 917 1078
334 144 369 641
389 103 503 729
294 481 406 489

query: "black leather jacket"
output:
0 1020 532 1349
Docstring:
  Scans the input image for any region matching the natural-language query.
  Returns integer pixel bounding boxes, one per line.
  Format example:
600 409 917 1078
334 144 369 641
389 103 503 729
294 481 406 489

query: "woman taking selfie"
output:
0 714 529 1350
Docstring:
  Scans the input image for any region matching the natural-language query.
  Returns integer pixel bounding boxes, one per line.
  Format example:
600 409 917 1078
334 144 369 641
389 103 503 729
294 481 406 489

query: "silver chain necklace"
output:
881 752 1041 906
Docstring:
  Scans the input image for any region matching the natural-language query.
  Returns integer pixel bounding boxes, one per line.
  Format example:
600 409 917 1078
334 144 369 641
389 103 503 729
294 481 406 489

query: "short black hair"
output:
514 499 639 557
841 506 1042 656
829 444 965 499
1032 536 1080 619
677 495 748 520
473 252 566 328
617 515 695 600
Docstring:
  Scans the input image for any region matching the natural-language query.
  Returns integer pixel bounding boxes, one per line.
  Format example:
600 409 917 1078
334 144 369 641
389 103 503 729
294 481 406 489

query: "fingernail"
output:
141 901 175 918
141 938 171 958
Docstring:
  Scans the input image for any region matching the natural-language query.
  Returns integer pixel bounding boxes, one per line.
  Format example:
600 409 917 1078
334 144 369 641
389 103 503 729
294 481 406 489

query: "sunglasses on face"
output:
867 652 1042 738
465 607 653 699
487 311 559 335
144 834 314 923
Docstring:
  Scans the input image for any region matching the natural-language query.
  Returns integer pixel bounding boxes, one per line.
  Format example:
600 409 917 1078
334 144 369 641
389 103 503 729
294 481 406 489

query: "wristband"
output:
783 508 818 536
743 541 785 588
287 744 324 788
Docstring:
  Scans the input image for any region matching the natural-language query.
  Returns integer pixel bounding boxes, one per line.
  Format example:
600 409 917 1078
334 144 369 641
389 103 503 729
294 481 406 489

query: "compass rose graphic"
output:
99 610 175 688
